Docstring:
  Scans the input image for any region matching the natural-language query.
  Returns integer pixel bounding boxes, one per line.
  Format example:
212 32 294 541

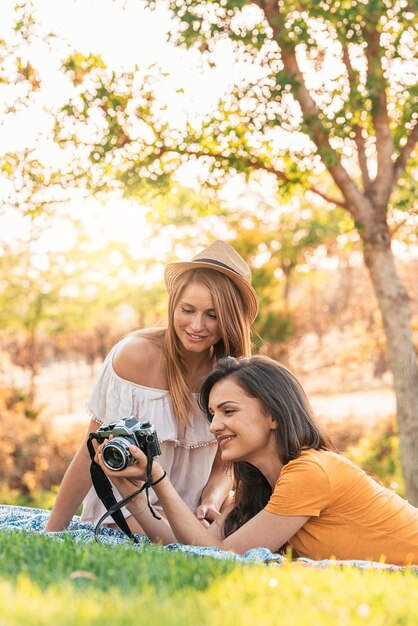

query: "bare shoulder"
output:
112 330 167 388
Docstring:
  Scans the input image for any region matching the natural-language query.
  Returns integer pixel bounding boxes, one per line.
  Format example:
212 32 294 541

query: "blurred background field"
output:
5 344 397 433
0 0 417 510
0 325 403 510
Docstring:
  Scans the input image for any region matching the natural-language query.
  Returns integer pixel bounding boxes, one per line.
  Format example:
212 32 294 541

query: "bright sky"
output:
1 1 417 269
0 0 243 272
0 0 248 147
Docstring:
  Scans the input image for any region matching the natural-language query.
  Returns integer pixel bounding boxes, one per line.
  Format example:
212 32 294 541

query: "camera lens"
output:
102 437 132 471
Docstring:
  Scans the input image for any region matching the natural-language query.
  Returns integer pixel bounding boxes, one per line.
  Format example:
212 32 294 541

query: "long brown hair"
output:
164 268 254 426
199 355 336 536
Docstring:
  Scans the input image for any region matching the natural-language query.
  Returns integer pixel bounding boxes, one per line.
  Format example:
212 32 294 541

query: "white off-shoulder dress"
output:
81 338 218 524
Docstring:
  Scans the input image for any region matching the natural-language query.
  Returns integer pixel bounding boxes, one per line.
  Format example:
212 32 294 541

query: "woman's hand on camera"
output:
94 440 107 464
96 443 164 485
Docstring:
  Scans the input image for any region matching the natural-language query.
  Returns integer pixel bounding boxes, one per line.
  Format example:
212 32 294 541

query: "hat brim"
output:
164 260 259 323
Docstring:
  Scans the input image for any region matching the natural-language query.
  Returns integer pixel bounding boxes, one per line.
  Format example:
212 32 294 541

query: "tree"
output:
53 0 418 502
161 0 418 503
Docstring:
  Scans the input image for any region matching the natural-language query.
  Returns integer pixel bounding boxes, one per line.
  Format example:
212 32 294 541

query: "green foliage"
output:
63 52 106 85
4 386 43 420
145 184 228 226
0 532 418 625
51 0 417 218
0 486 59 510
228 200 351 321
257 309 295 344
345 419 404 496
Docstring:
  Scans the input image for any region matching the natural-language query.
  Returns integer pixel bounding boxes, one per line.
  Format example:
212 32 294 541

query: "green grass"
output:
0 531 238 593
0 532 417 625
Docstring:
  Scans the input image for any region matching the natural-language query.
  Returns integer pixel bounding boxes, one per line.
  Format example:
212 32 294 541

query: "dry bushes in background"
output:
0 385 79 507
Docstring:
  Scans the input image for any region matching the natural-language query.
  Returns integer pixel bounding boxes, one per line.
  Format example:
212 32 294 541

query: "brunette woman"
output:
98 355 418 566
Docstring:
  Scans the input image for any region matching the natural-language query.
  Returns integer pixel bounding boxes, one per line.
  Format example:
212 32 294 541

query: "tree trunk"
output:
361 222 418 504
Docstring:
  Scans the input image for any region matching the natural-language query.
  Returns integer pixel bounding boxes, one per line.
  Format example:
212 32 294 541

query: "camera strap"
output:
87 433 163 544
87 433 137 541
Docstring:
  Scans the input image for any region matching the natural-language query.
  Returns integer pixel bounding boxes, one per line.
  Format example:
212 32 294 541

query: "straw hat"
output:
164 240 259 322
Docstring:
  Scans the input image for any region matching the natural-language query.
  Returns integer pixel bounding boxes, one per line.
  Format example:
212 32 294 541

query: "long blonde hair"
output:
164 268 253 426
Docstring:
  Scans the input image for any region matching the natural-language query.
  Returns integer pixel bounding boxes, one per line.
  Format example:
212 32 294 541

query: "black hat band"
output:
195 258 242 277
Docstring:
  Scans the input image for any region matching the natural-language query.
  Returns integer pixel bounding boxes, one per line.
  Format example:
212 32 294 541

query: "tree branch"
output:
247 157 347 207
393 119 418 186
256 0 366 218
390 216 412 238
364 24 394 207
307 185 348 209
174 145 347 207
354 125 372 192
340 42 372 192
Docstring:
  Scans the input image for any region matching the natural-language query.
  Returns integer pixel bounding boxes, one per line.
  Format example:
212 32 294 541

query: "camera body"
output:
96 417 161 471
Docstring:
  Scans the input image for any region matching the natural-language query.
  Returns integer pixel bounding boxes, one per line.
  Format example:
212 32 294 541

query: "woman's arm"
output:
195 446 233 525
107 474 178 545
99 445 309 554
45 418 98 531
153 469 308 553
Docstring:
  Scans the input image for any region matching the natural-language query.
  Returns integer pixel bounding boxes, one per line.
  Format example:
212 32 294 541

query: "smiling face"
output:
208 377 279 468
173 282 222 354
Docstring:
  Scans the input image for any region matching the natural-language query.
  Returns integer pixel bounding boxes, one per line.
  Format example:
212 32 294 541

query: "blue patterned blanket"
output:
0 504 415 571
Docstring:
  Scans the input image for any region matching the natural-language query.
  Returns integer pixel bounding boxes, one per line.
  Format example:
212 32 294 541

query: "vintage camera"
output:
96 417 161 471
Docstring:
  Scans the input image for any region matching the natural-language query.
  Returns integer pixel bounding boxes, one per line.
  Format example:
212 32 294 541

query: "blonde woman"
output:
46 241 259 532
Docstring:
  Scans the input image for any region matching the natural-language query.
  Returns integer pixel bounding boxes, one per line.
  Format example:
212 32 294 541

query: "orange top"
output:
265 448 418 565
